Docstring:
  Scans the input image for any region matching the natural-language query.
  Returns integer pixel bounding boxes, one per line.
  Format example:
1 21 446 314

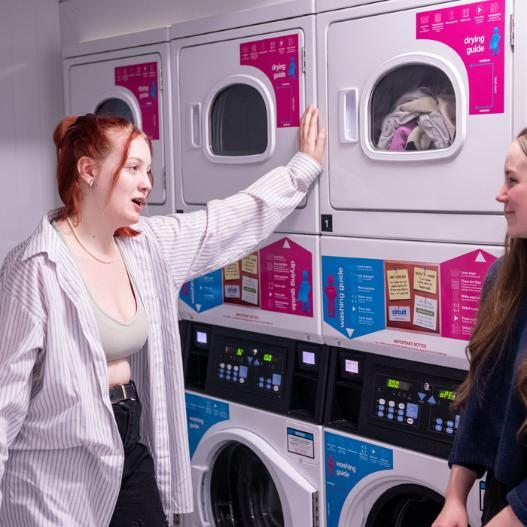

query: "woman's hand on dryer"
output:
299 105 325 165
432 499 469 527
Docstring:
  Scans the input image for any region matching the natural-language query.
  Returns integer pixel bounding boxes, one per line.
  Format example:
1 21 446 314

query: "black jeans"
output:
109 393 167 527
481 470 512 526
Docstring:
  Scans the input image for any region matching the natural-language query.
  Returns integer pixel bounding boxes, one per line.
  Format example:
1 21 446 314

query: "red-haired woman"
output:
0 107 325 526
433 133 527 527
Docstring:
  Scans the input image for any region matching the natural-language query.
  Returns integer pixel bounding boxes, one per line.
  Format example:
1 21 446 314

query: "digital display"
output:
236 347 245 357
386 378 411 391
196 331 207 345
302 351 316 365
345 359 359 374
263 353 273 362
439 390 456 401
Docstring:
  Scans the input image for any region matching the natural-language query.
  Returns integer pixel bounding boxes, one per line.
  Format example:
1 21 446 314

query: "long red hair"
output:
52 114 153 237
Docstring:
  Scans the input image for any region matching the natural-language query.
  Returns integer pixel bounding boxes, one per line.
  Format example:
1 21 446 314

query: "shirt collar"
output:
21 208 65 264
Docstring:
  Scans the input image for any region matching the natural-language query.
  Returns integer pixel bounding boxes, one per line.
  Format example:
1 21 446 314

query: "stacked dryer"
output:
63 27 175 216
171 3 329 526
315 0 523 525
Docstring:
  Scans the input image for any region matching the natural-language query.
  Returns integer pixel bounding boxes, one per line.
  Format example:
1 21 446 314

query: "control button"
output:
219 373 224 379
259 377 264 382
273 385 279 392
406 403 419 419
377 411 384 417
455 415 460 429
272 373 282 386
220 363 225 369
435 425 442 432
398 410 404 416
446 427 454 435
387 414 394 420
447 420 454 428
398 403 405 410
435 418 443 425
418 392 426 401
227 364 232 370
427 395 437 405
240 378 245 384
378 405 385 411
258 382 264 388
407 417 414 425
379 398 386 405
266 385 271 390
388 401 395 408
254 359 260 367
233 365 239 371
239 366 248 378
226 376 231 381
247 357 253 364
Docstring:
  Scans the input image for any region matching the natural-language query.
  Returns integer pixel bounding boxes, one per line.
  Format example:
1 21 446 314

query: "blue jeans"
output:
109 393 167 527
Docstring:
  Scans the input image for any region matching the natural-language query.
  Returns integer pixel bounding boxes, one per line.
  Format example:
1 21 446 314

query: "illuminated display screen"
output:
439 390 456 401
236 347 245 357
345 359 359 374
263 353 273 362
196 331 207 344
302 351 316 365
386 378 411 391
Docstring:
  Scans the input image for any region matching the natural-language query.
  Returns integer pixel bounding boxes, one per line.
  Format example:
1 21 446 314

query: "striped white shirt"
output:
0 153 321 526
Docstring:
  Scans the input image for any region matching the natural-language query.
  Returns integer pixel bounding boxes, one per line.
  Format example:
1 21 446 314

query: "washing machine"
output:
179 233 323 343
180 322 329 527
321 235 502 369
170 6 320 234
323 346 483 526
63 27 174 215
316 0 526 244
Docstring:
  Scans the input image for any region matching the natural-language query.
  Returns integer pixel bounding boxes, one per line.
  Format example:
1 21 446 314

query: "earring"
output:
89 179 94 189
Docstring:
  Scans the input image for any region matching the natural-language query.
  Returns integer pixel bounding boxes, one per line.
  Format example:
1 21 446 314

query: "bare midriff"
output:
107 358 132 386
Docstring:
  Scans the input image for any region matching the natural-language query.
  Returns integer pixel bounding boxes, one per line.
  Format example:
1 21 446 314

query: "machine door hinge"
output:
312 491 320 527
302 46 306 74
510 13 515 50
159 64 164 92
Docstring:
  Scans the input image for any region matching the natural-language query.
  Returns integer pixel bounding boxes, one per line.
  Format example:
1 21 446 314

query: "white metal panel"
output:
173 16 319 234
64 42 175 216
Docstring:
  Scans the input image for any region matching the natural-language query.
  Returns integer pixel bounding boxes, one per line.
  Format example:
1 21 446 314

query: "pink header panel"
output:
240 34 301 128
416 0 505 115
115 62 160 140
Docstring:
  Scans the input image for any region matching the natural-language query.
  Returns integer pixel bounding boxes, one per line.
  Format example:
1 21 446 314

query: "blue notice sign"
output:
185 393 230 457
180 270 223 313
325 431 393 527
322 256 385 339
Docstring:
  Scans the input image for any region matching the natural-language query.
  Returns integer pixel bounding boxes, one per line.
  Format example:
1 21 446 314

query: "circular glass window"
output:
365 484 445 527
95 98 135 125
210 442 284 527
371 64 456 152
210 84 268 156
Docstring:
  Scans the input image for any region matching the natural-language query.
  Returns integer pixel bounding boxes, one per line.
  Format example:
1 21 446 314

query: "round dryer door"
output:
365 484 445 527
95 97 136 124
210 442 283 526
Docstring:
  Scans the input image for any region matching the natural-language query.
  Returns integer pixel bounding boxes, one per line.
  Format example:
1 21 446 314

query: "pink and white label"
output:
416 0 505 115
440 249 497 340
260 238 313 317
115 62 160 139
240 34 300 128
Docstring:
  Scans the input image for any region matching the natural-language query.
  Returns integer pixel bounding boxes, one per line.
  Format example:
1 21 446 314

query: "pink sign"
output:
440 249 497 340
416 0 505 115
240 34 300 127
260 238 313 317
115 62 160 139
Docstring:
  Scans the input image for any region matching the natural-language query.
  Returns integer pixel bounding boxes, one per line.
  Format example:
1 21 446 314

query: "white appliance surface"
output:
63 28 174 215
185 391 325 527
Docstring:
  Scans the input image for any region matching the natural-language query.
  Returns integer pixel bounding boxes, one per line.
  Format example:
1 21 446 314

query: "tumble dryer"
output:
323 347 482 527
170 6 319 234
321 236 502 368
63 27 174 215
181 322 329 527
316 0 523 244
179 233 323 343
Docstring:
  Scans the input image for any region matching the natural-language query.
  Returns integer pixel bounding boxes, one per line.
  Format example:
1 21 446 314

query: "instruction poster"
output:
416 0 505 114
115 61 160 138
240 33 300 127
223 252 260 307
385 261 440 334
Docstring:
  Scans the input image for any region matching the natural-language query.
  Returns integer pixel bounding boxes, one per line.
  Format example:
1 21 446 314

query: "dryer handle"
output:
194 465 211 527
339 88 358 143
188 103 202 149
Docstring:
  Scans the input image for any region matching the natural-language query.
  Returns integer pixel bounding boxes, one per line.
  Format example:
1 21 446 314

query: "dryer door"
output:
324 0 512 219
190 427 317 526
68 54 166 206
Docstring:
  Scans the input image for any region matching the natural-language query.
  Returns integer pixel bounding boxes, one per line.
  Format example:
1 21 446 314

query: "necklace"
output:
66 217 116 264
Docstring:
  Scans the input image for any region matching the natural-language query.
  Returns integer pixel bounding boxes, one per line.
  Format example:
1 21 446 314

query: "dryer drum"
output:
364 484 451 527
210 441 285 526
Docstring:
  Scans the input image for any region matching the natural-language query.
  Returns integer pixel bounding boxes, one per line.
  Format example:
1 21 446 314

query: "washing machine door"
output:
190 427 318 527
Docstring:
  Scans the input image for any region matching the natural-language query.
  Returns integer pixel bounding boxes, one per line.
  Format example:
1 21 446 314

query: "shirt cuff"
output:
287 152 323 191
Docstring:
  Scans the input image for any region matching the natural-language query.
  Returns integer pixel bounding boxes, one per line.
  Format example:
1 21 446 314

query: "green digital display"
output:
439 390 456 401
263 353 273 362
387 378 400 389
236 348 244 357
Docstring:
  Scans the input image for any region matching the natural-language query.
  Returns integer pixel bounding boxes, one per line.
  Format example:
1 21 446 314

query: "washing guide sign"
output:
416 0 505 115
322 248 498 360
